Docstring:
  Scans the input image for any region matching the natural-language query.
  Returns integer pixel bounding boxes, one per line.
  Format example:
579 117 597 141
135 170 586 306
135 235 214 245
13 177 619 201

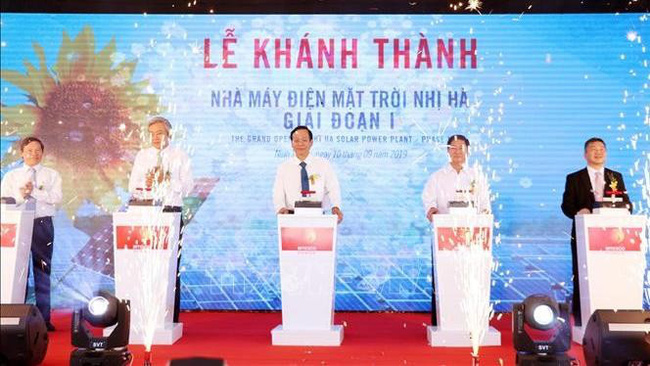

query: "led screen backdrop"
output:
1 13 648 312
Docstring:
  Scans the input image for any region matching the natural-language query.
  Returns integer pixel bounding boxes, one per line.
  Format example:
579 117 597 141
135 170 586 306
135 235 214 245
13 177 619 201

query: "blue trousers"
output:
29 216 54 322
163 206 183 323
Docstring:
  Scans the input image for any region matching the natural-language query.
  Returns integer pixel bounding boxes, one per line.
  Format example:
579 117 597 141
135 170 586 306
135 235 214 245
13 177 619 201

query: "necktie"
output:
25 167 37 210
156 151 163 170
30 167 37 186
300 161 309 197
593 171 603 201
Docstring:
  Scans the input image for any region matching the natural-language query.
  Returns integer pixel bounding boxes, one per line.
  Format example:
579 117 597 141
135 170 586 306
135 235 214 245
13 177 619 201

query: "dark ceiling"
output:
1 0 648 14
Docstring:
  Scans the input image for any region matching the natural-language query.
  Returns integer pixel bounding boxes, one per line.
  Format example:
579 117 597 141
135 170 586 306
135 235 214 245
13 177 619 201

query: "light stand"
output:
70 290 132 366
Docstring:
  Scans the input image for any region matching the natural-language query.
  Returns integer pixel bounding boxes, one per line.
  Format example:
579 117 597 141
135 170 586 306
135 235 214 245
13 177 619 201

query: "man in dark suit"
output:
561 137 632 326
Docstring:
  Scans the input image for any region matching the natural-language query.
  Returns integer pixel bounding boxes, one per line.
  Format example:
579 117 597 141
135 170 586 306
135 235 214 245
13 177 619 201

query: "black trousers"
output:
430 254 438 326
163 206 183 323
28 217 54 323
570 225 582 326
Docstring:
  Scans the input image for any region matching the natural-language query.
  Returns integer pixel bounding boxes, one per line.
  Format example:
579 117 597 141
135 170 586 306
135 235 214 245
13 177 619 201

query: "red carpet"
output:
43 311 586 365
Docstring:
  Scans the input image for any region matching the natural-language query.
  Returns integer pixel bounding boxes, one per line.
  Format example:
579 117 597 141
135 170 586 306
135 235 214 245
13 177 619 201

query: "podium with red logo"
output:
572 209 646 344
0 204 34 303
427 212 501 347
109 206 182 345
271 213 343 346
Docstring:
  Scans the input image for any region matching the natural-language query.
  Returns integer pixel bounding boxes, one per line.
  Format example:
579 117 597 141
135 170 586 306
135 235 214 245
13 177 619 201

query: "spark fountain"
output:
452 163 495 362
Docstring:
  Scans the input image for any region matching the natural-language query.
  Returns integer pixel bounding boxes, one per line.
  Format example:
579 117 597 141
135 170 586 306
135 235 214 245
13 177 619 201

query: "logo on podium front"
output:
0 223 17 248
588 227 642 251
115 226 170 250
436 227 491 251
281 227 333 251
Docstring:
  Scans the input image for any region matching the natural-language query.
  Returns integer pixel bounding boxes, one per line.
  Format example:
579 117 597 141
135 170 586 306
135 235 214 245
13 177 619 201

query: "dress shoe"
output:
45 322 56 332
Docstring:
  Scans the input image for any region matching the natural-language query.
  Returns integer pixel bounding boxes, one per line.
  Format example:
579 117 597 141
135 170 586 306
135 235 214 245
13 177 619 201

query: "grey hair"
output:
147 116 172 132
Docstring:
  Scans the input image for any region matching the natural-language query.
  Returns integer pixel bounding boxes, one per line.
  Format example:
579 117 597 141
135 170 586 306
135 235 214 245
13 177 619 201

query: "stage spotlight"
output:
85 294 117 328
512 294 575 366
530 303 555 329
70 290 132 366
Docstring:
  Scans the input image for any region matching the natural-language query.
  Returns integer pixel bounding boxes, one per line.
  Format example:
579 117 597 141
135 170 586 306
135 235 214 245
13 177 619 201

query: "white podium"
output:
0 204 34 304
427 213 501 347
572 209 646 344
108 206 183 345
271 213 343 346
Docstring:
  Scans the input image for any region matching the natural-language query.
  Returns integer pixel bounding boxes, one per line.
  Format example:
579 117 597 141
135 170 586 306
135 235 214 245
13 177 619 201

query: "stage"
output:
44 310 586 365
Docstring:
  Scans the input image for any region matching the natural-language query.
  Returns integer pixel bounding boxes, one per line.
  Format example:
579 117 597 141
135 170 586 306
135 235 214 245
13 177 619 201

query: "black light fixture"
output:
512 294 575 366
70 290 132 366
0 304 49 365
583 309 650 366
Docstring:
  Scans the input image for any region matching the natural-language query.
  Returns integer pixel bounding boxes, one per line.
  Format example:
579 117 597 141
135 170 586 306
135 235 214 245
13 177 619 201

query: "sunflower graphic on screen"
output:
1 26 159 217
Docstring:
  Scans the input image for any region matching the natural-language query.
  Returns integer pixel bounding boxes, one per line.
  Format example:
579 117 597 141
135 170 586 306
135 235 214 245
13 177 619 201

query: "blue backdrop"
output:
1 13 648 312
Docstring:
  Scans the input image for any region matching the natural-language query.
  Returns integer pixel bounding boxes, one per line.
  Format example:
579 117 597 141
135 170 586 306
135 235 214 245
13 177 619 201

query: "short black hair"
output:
446 134 470 147
290 126 313 141
584 137 606 152
19 136 44 152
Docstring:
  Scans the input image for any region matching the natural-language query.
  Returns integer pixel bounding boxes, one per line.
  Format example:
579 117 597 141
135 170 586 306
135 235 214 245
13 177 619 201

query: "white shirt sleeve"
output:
1 170 25 204
473 168 492 214
30 170 62 205
129 150 147 193
272 165 286 213
421 173 438 214
171 150 194 198
324 161 342 209
0 173 9 198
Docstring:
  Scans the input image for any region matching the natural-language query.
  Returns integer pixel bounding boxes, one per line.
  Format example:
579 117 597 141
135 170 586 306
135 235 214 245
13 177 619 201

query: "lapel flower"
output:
309 174 320 185
607 172 619 193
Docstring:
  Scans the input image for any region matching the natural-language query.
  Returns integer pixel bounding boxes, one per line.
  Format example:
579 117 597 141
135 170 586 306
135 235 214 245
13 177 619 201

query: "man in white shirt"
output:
1 137 62 331
422 135 491 219
273 126 343 223
129 116 194 208
128 116 194 323
421 134 491 326
561 137 631 326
